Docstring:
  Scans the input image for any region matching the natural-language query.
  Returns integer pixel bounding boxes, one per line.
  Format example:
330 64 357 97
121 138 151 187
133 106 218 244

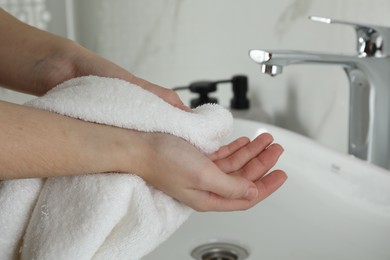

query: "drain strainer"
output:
191 242 249 260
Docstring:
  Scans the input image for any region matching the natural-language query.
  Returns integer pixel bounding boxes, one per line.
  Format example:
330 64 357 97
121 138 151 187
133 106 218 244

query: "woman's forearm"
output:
0 8 189 110
0 8 76 95
0 100 144 179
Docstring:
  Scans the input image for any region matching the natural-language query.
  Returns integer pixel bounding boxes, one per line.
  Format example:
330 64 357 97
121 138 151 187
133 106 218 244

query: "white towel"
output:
0 76 233 260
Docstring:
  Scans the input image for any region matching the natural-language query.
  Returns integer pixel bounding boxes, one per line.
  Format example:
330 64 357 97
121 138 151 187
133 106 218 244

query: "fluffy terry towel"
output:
0 76 233 260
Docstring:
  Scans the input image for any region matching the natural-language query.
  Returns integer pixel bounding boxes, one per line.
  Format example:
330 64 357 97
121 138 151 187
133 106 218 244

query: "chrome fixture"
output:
191 242 249 260
249 16 390 170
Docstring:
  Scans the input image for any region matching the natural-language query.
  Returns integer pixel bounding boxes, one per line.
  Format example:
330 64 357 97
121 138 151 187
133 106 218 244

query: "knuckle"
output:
230 159 242 172
258 155 272 169
224 185 240 200
260 144 282 167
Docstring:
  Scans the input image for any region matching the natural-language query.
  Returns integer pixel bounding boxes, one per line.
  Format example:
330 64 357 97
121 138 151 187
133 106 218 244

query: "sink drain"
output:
191 242 249 260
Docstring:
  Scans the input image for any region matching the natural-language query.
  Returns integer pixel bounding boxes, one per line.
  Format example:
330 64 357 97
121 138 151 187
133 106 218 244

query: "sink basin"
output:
144 118 390 260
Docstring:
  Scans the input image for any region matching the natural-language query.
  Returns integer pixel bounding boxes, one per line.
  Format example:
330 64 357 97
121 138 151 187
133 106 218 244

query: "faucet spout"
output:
261 64 283 76
249 49 357 72
249 49 390 170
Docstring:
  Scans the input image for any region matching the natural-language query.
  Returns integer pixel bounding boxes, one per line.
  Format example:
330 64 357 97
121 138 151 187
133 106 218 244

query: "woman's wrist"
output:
94 125 151 175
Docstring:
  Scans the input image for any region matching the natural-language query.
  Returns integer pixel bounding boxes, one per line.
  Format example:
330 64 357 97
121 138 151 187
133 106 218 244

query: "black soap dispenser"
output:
172 75 270 122
189 81 218 108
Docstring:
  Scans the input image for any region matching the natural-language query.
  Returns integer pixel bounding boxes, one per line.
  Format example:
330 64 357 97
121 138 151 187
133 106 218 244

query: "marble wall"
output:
2 0 390 155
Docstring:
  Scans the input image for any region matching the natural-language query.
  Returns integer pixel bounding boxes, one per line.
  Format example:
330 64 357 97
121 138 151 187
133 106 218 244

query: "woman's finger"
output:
214 133 274 173
208 137 250 161
232 143 284 181
131 76 192 112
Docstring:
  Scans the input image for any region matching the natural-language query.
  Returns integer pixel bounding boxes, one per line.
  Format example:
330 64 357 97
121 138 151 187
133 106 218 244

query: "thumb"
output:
200 167 258 200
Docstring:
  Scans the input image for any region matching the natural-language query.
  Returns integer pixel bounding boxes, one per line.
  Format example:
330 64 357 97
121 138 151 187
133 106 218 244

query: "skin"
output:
0 8 287 212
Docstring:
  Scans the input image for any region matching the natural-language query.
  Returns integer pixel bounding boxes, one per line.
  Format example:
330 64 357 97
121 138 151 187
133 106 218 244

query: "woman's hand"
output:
208 133 287 210
69 47 191 111
129 132 287 212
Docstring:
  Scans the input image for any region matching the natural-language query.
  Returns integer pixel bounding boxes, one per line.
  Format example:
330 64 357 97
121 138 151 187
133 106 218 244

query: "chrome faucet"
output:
249 16 390 170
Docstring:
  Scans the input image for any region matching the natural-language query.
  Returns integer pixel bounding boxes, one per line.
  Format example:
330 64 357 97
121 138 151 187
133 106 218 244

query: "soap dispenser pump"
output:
188 81 218 108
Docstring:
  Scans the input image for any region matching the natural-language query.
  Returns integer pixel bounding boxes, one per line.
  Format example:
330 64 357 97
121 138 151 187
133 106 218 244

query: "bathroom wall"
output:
2 0 390 155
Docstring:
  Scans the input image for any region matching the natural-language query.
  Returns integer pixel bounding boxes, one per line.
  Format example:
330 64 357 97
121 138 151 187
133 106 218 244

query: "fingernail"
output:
245 187 258 200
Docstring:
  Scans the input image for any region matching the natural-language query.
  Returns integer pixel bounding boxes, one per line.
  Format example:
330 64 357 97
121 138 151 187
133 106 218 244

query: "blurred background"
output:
1 0 390 155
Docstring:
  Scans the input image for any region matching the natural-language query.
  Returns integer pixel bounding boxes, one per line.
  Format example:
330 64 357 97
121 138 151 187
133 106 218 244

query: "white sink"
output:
144 119 390 260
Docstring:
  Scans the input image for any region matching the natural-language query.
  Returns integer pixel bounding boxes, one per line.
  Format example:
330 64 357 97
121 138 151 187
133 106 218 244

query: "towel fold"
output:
0 76 233 260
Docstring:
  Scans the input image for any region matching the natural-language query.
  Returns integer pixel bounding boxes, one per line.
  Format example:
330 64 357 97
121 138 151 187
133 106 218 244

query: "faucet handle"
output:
309 15 390 57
